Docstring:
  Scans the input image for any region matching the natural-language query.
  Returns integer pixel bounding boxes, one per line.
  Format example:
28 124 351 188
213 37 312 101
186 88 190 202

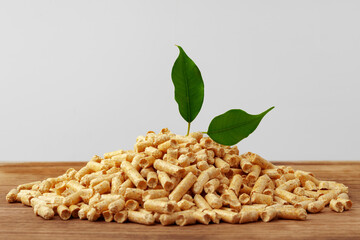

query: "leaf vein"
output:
208 115 261 134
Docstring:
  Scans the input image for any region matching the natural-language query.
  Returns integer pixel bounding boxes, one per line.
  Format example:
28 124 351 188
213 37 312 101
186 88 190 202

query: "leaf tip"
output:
262 106 275 116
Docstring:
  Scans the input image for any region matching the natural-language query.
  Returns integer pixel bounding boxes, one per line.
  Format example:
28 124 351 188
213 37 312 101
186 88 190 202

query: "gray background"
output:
1 0 359 162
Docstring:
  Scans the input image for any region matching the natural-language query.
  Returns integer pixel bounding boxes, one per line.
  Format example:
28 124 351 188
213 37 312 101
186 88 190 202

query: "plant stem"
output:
202 131 207 134
186 122 191 136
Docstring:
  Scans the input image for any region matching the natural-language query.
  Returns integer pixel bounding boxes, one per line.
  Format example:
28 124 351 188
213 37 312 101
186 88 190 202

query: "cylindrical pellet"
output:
251 174 271 194
294 200 315 210
144 199 176 214
215 158 230 173
247 152 275 169
104 150 124 159
277 206 307 220
63 191 82 206
127 210 155 225
177 199 195 210
69 205 80 218
204 193 222 209
193 171 211 194
139 156 156 169
246 165 261 185
143 189 169 201
229 174 243 196
157 171 174 191
118 179 134 195
184 165 201 176
21 194 34 206
329 199 344 213
337 198 352 210
239 184 252 195
87 207 100 221
169 172 197 202
158 139 178 152
87 161 104 172
261 169 281 179
239 209 259 224
204 179 220 194
39 180 52 193
108 199 125 214
240 157 252 173
275 188 300 205
277 179 301 192
260 206 277 222
6 189 18 203
192 211 211 225
194 194 212 210
121 161 147 189
251 192 273 206
176 211 196 226
145 146 163 159
318 190 341 205
94 196 120 212
93 180 111 194
202 210 221 224
294 170 320 186
102 210 114 222
178 155 191 167
158 211 190 226
125 199 139 211
337 193 350 200
304 180 317 191
239 193 251 205
223 154 239 167
147 171 158 188
78 204 91 220
125 188 143 202
307 200 325 213
221 190 241 210
114 210 128 223
17 181 41 192
213 209 239 224
66 180 85 192
57 205 71 220
111 176 123 194
75 166 92 181
154 159 185 177
37 205 55 220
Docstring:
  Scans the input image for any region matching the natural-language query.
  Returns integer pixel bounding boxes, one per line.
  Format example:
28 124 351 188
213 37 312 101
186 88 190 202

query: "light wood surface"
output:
1 161 359 240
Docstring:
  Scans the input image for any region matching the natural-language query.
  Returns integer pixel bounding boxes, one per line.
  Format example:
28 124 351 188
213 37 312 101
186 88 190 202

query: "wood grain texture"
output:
1 161 359 240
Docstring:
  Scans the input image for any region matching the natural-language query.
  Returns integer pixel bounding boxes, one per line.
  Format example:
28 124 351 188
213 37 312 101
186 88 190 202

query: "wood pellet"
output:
6 128 352 225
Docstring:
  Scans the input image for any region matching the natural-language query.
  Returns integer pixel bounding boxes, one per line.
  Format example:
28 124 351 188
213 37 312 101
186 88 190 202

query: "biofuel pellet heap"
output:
6 129 352 225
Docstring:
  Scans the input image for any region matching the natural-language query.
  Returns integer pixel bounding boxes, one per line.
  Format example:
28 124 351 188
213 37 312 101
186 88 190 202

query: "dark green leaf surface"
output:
207 107 274 146
171 46 204 123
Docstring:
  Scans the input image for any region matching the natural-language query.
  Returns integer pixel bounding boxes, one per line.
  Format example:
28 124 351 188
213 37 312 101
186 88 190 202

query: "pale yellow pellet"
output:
229 174 243 196
57 205 71 220
144 199 176 214
121 161 147 189
213 209 239 224
127 210 155 225
169 172 197 202
114 210 128 223
205 193 223 209
194 194 212 210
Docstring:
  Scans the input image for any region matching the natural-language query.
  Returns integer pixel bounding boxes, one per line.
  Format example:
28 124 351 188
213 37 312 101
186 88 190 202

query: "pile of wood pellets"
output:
6 129 352 225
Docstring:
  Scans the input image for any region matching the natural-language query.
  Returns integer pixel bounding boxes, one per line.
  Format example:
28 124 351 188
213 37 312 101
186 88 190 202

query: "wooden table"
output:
1 161 359 240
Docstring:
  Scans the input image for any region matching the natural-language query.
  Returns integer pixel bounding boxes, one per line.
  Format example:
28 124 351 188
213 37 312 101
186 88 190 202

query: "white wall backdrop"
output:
0 0 359 162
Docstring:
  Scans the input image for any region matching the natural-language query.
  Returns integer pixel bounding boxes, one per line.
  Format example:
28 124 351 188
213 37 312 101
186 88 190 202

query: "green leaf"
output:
207 107 275 146
171 45 204 124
